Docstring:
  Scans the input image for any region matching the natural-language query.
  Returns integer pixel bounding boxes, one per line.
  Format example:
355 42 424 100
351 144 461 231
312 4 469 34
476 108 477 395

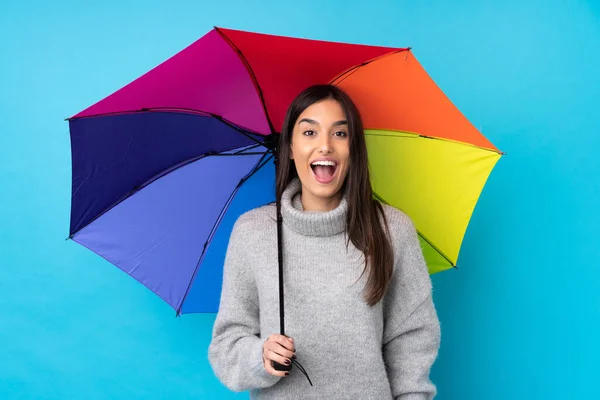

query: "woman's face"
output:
290 98 351 211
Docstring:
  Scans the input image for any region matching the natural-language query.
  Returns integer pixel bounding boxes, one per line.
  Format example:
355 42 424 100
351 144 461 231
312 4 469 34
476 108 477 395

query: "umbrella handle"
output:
273 207 292 376
274 155 312 386
274 358 313 386
272 361 292 372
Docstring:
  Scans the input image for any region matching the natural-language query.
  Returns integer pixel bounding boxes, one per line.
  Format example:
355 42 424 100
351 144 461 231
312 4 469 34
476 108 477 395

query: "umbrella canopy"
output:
67 27 502 317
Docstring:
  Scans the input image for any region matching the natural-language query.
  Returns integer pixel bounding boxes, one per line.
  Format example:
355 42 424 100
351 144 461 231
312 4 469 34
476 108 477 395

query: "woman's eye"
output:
303 130 315 136
335 131 347 137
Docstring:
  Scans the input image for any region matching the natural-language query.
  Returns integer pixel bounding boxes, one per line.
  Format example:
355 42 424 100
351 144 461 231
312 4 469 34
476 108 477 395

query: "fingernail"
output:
285 372 289 376
292 354 297 360
284 359 290 365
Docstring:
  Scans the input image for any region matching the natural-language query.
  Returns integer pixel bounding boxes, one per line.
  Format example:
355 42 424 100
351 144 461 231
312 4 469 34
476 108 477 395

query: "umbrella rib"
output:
176 152 274 315
214 151 270 156
365 129 505 155
214 26 276 135
331 66 361 87
330 48 409 86
372 191 457 269
232 142 264 154
66 148 271 240
68 107 269 149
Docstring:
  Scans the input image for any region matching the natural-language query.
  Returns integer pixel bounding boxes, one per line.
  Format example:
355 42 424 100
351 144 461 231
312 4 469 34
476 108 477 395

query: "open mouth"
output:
310 160 337 184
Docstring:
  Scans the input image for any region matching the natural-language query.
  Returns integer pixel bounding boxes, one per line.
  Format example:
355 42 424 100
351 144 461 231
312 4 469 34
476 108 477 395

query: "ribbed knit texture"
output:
208 178 441 399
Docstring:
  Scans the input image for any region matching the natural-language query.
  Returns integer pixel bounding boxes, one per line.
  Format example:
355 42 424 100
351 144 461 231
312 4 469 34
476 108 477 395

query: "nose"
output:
317 133 333 154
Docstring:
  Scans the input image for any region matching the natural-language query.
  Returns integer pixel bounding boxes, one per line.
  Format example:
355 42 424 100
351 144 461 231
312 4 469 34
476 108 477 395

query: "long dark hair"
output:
276 84 394 306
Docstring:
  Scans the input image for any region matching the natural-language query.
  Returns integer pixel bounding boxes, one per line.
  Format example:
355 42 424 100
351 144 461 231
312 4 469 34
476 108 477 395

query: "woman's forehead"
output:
296 100 347 125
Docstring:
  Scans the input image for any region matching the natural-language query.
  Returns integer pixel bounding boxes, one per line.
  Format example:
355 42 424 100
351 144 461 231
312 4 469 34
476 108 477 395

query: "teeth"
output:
311 160 336 166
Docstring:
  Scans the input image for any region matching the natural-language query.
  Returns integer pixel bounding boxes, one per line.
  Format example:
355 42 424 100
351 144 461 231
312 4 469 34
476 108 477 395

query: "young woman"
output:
208 84 441 399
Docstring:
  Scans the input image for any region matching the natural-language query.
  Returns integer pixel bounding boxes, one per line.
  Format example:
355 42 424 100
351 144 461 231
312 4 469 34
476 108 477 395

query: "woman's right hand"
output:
262 334 296 376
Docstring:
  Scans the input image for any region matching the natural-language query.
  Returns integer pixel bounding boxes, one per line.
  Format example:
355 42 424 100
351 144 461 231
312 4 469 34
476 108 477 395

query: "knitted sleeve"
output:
382 210 441 400
208 213 281 392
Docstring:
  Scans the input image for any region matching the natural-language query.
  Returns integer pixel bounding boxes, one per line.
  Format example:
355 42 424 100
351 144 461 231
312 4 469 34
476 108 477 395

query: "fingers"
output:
265 337 295 364
263 356 288 377
271 334 295 352
263 348 290 377
262 335 296 377
266 345 293 365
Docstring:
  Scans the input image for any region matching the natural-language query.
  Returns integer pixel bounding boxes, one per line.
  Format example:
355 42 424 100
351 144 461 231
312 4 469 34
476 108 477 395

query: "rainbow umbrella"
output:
67 27 502 319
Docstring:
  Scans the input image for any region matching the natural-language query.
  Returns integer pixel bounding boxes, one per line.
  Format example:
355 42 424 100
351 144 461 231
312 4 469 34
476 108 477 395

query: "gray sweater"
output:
208 178 441 399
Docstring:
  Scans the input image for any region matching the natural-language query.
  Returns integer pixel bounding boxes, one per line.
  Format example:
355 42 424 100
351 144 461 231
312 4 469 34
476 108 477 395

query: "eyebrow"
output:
298 118 348 127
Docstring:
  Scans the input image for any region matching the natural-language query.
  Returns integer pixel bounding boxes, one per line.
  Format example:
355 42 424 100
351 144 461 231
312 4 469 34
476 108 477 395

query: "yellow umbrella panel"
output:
334 50 503 273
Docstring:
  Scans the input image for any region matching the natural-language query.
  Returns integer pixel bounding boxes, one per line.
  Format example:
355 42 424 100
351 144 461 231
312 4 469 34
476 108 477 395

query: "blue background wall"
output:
1 1 599 398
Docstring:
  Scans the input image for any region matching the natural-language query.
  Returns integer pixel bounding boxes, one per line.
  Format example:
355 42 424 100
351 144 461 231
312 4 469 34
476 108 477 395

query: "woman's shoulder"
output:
378 202 418 241
231 202 277 235
378 202 432 297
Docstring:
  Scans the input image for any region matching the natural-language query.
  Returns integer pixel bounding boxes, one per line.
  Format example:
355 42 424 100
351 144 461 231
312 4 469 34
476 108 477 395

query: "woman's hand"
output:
262 334 296 376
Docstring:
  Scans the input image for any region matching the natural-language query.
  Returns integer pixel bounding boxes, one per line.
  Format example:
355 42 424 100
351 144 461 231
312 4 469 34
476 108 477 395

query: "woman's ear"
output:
289 145 294 160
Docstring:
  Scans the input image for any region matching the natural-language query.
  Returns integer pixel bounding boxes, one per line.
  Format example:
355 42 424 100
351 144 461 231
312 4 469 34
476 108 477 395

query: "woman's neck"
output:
300 188 343 212
280 178 347 237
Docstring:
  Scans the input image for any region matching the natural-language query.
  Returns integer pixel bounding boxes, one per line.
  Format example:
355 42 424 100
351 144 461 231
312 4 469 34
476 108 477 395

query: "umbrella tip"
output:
175 307 184 318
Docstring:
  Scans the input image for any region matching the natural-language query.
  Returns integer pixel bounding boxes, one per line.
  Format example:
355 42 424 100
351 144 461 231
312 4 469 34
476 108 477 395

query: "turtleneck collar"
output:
280 178 348 237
